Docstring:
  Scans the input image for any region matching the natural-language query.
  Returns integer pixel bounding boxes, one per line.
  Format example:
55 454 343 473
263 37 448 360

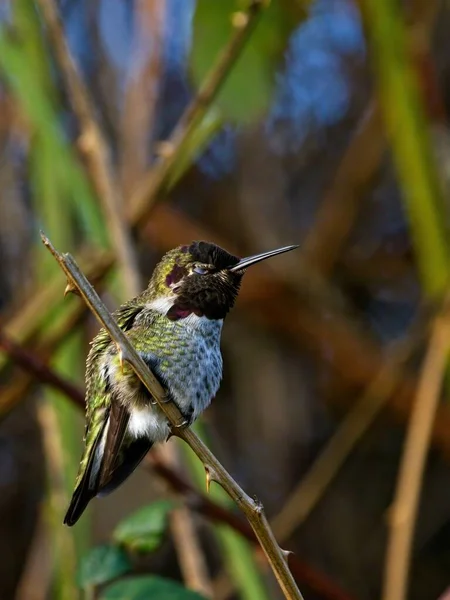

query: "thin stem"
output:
382 300 450 600
41 232 304 600
35 0 141 296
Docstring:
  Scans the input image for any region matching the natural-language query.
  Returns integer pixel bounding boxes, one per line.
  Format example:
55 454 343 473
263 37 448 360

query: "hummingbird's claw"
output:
150 394 171 406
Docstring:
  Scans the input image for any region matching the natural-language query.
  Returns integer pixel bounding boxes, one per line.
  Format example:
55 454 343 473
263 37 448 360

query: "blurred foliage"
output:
2 0 450 599
0 1 106 251
77 545 132 589
99 576 207 600
191 0 306 122
362 0 450 299
79 503 206 598
112 499 176 554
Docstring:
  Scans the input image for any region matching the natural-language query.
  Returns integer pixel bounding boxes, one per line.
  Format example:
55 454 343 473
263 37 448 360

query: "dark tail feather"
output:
64 438 152 525
64 482 97 526
64 419 109 527
98 439 152 497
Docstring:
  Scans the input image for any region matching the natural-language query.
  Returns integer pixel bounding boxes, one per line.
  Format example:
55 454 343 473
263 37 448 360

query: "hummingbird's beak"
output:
227 245 299 273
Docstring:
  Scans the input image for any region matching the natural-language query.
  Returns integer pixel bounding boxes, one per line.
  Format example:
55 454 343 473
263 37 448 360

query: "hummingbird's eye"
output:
193 264 209 275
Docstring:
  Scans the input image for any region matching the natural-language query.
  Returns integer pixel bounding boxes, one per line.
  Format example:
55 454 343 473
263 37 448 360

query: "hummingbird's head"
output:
147 241 298 321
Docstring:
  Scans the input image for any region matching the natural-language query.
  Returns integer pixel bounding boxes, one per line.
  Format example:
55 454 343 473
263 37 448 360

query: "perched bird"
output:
64 241 297 525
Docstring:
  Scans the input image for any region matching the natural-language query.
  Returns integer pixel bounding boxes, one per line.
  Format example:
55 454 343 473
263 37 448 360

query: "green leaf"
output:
77 545 132 588
113 500 175 554
100 576 207 600
190 0 304 123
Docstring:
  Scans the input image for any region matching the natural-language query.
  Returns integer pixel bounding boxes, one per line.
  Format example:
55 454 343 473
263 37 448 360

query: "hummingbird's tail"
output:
64 480 96 526
63 418 109 526
64 436 153 526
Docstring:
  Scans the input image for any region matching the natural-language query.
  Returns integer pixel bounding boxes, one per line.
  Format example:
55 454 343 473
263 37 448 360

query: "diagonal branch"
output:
40 232 304 600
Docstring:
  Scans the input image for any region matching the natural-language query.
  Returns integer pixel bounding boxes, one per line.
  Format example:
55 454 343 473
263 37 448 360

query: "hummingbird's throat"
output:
147 295 198 321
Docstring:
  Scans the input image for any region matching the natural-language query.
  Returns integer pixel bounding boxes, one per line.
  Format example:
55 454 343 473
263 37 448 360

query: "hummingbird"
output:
64 241 297 526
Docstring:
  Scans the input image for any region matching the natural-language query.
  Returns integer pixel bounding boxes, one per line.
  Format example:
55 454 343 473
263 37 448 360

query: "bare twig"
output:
271 314 429 543
382 299 450 600
35 0 141 295
41 232 304 600
127 0 267 227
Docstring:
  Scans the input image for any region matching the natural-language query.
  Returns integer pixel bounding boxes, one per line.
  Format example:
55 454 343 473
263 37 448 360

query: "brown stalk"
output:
382 299 450 600
27 10 273 582
41 232 305 600
35 0 141 295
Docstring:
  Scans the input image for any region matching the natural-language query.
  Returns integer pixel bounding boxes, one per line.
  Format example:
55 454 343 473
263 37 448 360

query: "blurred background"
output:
2 0 450 599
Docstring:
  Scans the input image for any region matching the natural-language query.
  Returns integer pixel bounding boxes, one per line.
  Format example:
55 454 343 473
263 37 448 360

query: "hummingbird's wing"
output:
97 398 130 488
64 302 147 526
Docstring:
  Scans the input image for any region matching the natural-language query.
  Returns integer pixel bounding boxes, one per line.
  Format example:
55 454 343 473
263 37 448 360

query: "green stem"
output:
362 0 450 299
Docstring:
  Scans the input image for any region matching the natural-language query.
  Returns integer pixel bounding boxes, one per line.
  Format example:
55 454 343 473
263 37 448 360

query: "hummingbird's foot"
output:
178 406 194 428
150 394 171 406
170 406 194 433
